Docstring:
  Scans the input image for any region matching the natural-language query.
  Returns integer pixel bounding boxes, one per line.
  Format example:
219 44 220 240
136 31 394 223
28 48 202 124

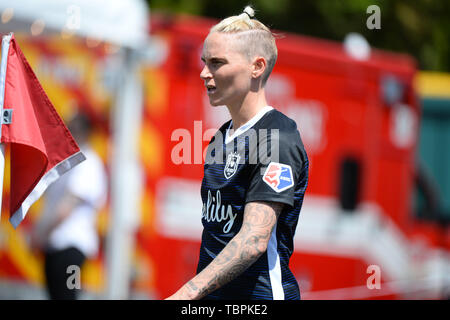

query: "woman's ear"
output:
252 56 267 79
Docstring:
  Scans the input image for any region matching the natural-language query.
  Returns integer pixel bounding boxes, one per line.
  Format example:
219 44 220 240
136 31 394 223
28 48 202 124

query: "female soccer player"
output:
166 6 309 300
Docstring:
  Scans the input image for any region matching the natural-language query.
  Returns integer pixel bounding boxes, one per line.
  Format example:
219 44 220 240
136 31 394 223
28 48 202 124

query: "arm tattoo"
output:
186 201 284 299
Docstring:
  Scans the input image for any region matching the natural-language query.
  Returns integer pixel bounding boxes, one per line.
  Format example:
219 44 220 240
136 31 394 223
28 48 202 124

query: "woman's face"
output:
200 32 253 107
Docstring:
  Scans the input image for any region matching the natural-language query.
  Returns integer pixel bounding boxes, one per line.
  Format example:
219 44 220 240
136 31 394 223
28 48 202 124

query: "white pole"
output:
105 47 143 299
0 33 13 220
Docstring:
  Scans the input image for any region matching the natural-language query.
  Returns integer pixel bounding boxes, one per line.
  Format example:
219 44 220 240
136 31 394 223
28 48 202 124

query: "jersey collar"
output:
225 106 274 144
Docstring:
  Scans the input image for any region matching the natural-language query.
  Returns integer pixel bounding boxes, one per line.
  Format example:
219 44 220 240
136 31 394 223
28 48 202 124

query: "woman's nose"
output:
200 65 212 80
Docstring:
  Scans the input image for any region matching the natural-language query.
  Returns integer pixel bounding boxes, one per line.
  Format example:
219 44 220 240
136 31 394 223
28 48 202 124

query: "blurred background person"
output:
30 110 108 300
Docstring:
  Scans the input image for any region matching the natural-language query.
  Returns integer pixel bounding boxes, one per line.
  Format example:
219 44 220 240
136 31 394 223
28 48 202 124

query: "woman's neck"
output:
227 89 268 130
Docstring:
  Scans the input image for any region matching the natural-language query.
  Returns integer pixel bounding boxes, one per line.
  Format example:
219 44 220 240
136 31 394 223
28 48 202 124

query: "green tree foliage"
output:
146 0 450 72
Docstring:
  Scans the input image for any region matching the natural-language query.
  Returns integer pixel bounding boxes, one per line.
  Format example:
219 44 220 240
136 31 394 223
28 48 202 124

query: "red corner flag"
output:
0 33 85 228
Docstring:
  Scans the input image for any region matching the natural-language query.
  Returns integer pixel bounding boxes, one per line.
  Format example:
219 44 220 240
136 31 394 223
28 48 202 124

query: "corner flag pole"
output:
0 33 13 221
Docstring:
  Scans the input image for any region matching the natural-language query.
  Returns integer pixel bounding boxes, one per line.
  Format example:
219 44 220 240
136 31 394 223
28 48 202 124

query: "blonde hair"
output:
210 6 277 86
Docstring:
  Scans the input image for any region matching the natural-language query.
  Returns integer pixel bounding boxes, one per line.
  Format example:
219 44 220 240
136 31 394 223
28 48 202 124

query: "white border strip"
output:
267 222 285 300
9 150 86 228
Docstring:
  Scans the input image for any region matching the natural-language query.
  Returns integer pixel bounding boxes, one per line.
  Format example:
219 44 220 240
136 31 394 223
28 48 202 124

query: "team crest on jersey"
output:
224 152 241 179
263 162 294 193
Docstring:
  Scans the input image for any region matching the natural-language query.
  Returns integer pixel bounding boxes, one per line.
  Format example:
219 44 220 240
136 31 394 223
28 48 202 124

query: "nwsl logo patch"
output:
263 162 294 193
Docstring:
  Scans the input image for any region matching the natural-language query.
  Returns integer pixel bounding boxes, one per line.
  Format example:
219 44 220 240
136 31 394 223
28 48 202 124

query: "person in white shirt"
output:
31 111 107 300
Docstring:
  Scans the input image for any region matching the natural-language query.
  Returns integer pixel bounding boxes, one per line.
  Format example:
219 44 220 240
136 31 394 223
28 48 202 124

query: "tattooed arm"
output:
165 201 284 300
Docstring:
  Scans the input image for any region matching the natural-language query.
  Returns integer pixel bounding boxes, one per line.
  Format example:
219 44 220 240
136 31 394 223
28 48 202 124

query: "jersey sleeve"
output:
245 129 305 208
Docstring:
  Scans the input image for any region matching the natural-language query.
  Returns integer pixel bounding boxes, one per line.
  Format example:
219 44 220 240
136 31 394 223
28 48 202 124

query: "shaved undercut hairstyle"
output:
210 6 278 86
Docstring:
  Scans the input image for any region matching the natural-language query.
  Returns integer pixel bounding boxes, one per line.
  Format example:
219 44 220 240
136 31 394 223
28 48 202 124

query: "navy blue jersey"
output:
197 107 309 300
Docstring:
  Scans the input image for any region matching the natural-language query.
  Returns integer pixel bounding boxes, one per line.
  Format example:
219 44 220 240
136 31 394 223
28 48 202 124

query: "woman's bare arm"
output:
166 201 283 300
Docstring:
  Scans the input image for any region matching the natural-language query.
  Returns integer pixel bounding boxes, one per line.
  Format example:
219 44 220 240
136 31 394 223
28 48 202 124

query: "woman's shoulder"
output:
258 108 298 132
